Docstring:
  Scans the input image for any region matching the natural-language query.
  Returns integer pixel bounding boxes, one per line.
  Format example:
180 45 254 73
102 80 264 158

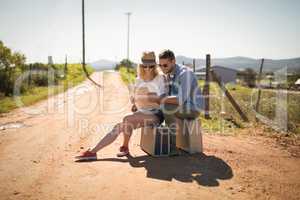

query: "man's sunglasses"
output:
159 64 168 68
141 65 155 69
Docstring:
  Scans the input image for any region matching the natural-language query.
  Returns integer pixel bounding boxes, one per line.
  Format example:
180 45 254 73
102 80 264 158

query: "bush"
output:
119 66 136 85
237 68 257 88
115 59 135 70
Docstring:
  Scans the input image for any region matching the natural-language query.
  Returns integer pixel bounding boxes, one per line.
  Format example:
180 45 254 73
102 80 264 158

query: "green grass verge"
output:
118 67 136 85
0 64 94 113
202 81 300 134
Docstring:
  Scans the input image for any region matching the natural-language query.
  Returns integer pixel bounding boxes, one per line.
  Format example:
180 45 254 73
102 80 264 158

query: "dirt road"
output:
0 71 299 200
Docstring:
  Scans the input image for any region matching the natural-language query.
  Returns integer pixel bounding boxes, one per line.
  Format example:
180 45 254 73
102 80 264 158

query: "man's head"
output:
158 49 176 74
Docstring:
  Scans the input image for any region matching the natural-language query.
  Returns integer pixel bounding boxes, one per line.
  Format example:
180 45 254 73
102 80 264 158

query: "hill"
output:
176 56 300 73
89 59 117 71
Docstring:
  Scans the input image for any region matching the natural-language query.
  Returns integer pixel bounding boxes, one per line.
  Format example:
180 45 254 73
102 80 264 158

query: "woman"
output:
75 51 166 161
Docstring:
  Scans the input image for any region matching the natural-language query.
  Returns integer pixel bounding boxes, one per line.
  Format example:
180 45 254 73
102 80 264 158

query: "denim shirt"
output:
169 64 203 112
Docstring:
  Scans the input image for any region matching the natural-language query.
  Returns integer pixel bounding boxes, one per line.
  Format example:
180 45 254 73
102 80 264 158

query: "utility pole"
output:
82 0 86 73
80 0 102 87
125 12 132 61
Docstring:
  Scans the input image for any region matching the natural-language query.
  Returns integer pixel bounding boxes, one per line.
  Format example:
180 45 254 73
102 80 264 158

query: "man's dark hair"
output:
159 49 175 60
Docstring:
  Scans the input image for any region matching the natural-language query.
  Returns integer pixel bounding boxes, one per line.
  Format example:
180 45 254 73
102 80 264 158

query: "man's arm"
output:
178 70 195 106
160 70 196 106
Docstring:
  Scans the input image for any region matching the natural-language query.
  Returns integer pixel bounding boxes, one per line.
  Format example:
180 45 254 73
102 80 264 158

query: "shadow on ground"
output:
76 152 233 187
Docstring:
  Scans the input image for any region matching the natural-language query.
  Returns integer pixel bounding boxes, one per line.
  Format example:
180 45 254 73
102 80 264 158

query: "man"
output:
158 49 203 154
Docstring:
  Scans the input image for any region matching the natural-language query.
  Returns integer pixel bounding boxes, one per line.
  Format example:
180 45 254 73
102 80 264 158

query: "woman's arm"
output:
146 93 179 105
130 96 135 104
146 92 162 104
160 96 179 105
130 92 137 112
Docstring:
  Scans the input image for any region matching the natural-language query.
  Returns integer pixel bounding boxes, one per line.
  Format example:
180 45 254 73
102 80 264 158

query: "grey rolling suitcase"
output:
140 125 176 157
176 119 203 153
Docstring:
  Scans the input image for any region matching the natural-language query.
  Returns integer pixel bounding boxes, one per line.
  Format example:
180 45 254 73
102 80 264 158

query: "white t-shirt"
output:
134 74 166 111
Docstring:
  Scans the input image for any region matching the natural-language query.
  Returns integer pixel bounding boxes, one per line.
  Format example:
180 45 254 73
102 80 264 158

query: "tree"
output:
0 40 26 96
115 59 134 70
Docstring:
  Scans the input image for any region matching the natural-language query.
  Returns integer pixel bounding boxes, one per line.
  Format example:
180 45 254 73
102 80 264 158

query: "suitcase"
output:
176 118 203 153
140 125 176 157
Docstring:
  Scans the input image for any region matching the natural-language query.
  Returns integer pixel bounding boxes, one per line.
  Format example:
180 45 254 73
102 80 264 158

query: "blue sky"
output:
0 0 299 63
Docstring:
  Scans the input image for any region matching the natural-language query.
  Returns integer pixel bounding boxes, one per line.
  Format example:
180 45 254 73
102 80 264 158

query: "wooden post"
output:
210 70 249 122
255 58 264 114
204 54 210 119
28 64 32 87
193 59 195 72
64 54 68 75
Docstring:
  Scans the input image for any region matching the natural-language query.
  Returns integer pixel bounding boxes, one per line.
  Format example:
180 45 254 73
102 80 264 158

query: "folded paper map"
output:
134 86 159 110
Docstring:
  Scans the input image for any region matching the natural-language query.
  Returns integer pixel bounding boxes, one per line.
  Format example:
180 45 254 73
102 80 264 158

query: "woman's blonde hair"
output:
138 64 159 80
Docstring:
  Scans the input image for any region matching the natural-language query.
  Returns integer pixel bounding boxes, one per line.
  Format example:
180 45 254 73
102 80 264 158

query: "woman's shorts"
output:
145 109 164 125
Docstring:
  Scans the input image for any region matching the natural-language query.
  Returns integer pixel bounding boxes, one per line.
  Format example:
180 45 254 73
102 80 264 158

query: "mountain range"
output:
89 59 117 71
176 56 300 73
89 56 300 73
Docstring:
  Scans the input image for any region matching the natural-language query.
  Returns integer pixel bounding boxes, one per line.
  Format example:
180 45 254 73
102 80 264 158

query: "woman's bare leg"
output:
90 123 123 153
89 112 159 153
121 112 159 148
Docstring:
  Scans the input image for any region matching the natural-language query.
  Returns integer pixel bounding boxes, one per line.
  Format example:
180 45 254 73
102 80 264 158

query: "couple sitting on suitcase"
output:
76 49 203 161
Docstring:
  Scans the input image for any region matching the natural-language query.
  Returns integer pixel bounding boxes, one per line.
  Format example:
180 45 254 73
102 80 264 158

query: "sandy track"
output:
0 71 299 200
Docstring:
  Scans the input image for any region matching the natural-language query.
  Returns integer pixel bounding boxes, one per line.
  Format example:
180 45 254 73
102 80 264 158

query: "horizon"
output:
1 0 300 63
29 55 300 65
90 55 300 65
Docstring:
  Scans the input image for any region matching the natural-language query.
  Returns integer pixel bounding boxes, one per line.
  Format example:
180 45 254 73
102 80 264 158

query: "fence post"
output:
255 58 264 117
64 54 68 75
28 64 32 87
210 70 249 122
204 54 210 119
193 59 195 72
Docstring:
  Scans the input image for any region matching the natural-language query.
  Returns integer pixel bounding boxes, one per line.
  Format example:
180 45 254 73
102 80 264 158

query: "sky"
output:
0 0 300 63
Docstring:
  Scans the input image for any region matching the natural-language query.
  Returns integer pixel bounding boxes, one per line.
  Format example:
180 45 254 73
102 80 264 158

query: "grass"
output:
119 67 136 85
0 64 94 113
198 81 249 134
201 81 300 135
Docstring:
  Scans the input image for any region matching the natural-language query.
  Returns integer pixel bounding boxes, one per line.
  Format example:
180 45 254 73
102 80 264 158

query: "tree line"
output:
0 41 67 97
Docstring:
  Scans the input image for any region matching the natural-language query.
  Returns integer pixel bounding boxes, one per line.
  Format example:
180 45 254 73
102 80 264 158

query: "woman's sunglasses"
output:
141 65 155 69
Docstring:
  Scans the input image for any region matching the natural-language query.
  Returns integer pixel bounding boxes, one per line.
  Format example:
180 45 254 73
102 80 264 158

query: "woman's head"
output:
138 51 158 80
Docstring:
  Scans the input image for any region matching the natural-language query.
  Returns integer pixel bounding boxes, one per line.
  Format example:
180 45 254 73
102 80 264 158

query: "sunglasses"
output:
141 65 155 69
159 64 169 68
